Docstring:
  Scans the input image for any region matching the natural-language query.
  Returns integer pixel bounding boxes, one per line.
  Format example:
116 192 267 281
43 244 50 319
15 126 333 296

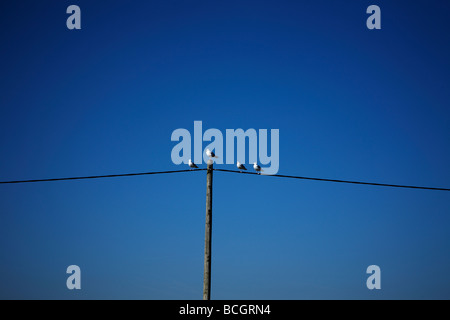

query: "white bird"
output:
206 149 218 158
188 159 198 169
253 162 263 174
237 161 247 172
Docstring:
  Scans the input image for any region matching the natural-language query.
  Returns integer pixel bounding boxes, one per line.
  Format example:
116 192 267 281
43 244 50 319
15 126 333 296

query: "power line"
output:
213 169 450 191
0 169 206 185
0 167 448 191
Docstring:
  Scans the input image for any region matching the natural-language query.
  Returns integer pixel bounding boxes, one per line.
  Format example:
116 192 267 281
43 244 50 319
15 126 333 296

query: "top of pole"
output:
207 159 214 170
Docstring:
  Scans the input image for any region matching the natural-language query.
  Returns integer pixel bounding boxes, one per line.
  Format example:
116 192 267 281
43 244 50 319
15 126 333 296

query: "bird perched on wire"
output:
206 148 218 158
253 162 263 174
188 159 198 170
237 161 247 173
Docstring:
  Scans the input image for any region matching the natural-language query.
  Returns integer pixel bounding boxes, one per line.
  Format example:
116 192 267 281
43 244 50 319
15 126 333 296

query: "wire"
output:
213 169 450 191
0 167 448 191
0 169 206 184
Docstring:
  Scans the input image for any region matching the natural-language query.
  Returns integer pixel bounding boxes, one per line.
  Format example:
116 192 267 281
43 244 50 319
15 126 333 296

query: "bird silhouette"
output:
189 159 199 170
237 161 247 173
253 162 263 174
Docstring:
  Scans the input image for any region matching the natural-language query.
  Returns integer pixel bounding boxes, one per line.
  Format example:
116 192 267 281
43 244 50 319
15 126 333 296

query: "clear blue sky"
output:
0 0 449 299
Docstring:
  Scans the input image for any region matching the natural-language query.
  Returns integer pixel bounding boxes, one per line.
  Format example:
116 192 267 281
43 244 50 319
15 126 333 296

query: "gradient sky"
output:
0 0 449 299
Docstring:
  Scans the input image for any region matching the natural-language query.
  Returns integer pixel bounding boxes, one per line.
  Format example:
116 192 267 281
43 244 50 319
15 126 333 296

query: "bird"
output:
253 162 263 174
206 149 218 158
237 161 247 172
188 159 198 169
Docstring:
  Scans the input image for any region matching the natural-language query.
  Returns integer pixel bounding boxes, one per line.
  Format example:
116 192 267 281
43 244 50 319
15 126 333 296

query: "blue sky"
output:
0 0 449 299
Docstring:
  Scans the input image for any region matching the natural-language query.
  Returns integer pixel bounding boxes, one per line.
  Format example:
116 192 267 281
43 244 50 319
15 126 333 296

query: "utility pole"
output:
203 160 213 300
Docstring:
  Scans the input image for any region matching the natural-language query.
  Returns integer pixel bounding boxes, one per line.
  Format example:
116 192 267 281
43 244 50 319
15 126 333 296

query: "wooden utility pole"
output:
203 160 213 300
